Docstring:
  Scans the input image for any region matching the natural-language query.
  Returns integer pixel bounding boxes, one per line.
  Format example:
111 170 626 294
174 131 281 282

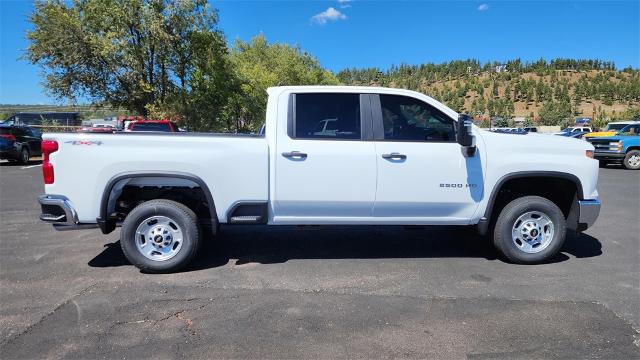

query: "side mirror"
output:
457 114 476 156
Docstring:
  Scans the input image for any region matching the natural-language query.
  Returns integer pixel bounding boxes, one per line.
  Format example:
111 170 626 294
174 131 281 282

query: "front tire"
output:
120 199 201 273
623 150 640 170
493 196 566 264
19 147 30 165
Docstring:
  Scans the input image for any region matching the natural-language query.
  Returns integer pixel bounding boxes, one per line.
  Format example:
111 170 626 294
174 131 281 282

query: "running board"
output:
227 202 267 224
230 215 263 223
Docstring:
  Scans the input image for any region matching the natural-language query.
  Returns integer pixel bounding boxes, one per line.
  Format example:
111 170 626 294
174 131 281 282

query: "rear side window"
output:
379 95 455 142
293 93 361 140
12 127 28 137
131 122 172 132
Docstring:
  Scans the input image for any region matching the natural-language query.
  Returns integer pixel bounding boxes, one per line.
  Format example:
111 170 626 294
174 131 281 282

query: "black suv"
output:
0 124 42 164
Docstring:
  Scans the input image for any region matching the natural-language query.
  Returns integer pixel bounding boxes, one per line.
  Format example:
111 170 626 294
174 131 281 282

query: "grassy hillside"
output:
3 59 639 128
337 59 640 126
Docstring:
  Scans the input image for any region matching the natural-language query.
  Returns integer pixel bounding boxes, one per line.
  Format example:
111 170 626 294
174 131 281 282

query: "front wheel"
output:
493 196 566 264
19 147 30 165
623 150 640 170
120 199 201 273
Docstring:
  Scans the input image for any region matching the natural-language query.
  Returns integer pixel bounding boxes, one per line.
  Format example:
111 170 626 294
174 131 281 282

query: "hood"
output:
479 129 593 154
584 131 616 138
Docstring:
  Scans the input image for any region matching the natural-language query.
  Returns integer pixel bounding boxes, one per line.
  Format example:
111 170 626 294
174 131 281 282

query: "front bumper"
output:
38 195 98 231
0 149 18 160
594 151 625 161
577 199 601 231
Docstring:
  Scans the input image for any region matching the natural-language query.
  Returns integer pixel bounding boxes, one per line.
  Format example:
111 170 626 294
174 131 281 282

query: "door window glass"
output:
294 93 361 140
379 95 455 142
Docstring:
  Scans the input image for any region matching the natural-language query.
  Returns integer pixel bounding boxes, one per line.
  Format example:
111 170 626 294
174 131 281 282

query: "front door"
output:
273 92 377 223
371 94 483 223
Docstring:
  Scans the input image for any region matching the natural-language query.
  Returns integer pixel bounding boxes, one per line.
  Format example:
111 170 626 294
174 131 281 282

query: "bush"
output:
538 100 572 126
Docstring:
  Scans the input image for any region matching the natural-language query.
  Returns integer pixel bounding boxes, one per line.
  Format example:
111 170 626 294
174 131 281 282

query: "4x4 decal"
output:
65 140 103 146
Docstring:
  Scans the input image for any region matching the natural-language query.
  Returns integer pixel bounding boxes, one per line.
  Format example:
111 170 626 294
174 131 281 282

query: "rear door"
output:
371 94 483 223
273 92 377 222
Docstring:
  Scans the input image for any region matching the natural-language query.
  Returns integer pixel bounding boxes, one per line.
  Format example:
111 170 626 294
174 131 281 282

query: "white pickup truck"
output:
38 86 601 272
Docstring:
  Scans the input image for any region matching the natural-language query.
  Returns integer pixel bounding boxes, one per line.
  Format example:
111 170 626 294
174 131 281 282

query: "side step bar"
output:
227 202 267 224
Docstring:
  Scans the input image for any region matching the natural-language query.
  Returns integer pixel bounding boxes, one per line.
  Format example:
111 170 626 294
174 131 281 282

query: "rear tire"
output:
623 150 640 170
493 196 566 264
120 199 201 273
19 147 30 165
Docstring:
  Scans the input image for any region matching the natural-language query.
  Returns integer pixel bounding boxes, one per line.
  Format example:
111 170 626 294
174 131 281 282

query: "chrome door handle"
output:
282 151 307 159
381 152 407 160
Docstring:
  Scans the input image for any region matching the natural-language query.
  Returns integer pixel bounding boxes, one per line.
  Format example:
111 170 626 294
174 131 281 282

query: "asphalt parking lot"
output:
0 161 639 359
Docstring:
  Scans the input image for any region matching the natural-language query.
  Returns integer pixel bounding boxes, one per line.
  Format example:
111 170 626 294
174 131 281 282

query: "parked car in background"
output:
575 117 592 126
556 126 592 135
556 131 588 139
0 124 42 164
587 123 640 170
584 121 639 139
127 120 180 132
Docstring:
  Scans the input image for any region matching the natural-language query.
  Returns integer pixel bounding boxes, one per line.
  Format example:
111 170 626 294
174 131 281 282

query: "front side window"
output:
294 93 361 140
379 95 455 142
608 124 627 131
131 122 172 132
619 124 639 136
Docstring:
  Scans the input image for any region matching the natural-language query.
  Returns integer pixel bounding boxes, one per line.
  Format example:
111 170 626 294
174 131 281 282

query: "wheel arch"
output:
478 171 583 235
97 172 217 234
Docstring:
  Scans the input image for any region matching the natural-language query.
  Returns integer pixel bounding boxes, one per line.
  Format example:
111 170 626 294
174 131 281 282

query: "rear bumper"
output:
577 199 601 231
38 195 98 231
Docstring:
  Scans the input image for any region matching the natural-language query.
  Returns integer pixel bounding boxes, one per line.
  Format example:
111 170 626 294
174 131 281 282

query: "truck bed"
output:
43 132 269 223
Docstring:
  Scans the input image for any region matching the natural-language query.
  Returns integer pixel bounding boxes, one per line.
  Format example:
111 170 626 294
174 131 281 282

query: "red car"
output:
127 120 180 132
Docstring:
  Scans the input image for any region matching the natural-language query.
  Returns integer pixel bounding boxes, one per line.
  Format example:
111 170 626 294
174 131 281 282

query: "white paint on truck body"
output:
44 133 268 223
43 85 599 226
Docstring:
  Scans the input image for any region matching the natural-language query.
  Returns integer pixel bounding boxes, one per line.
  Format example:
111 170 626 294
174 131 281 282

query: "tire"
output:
623 150 640 170
19 147 30 165
598 160 607 168
493 196 566 264
120 199 201 273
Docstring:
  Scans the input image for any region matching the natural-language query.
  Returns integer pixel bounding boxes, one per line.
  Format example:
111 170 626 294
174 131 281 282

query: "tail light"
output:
0 134 16 142
42 140 58 184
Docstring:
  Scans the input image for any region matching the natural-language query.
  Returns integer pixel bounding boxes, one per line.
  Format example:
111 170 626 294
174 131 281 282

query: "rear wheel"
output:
493 196 566 264
623 150 640 170
19 147 30 165
120 199 201 273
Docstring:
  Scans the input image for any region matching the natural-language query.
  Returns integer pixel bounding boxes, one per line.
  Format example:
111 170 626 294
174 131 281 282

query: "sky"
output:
1 0 639 104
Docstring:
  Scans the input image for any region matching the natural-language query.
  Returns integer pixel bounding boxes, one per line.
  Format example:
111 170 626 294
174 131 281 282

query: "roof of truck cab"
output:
266 86 458 119
268 85 426 95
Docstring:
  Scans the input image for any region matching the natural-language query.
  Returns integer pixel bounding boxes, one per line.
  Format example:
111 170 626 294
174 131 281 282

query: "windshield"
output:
131 122 171 132
606 123 629 131
617 124 639 136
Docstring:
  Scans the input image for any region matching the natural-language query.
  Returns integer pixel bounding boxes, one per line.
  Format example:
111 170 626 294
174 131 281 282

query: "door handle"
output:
381 152 407 160
282 151 307 159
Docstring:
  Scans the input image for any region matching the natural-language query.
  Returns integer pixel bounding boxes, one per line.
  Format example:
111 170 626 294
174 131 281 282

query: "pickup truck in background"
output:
583 120 637 139
587 122 640 170
38 86 601 272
